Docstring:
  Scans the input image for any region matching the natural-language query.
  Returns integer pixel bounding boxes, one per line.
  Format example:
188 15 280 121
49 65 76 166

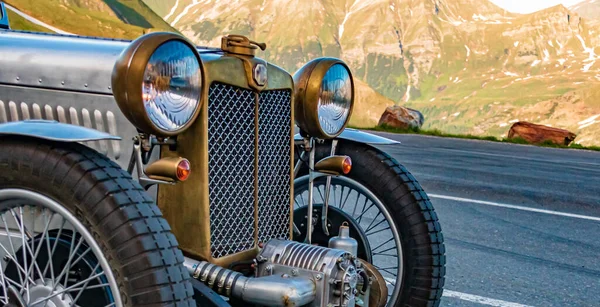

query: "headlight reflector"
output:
294 58 355 139
112 32 203 136
318 64 353 136
142 40 201 132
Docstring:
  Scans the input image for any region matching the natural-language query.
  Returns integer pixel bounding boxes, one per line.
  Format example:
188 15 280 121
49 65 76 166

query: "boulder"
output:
378 106 424 130
508 122 576 145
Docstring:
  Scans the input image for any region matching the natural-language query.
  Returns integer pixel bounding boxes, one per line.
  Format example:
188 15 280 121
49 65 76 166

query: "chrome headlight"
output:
294 58 355 139
112 32 203 136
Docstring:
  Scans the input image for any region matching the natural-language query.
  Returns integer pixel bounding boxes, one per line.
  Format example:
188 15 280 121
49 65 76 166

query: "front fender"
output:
294 128 399 145
0 120 120 142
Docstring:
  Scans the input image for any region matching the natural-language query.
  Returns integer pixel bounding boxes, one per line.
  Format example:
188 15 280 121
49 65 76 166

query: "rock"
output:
378 106 424 130
508 122 576 145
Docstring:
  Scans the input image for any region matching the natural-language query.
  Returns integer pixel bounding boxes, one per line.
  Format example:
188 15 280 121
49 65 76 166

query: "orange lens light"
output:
176 159 191 181
342 157 352 174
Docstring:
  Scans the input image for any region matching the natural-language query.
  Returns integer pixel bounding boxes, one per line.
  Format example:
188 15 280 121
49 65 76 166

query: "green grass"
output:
353 124 600 152
4 0 177 39
5 9 52 33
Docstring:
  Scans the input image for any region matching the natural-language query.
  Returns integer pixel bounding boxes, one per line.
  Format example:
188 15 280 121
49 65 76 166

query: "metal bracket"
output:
322 139 338 236
305 137 316 244
127 135 175 190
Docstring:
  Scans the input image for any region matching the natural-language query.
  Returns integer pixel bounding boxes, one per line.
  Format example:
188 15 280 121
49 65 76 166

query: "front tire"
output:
0 137 195 306
295 141 445 306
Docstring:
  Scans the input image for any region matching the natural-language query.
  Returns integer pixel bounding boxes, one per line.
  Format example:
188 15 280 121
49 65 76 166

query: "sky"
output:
488 0 585 14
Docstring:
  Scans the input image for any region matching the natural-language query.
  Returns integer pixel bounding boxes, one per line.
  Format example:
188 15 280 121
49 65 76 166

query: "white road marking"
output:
443 290 534 307
4 3 74 35
383 277 532 306
429 194 600 222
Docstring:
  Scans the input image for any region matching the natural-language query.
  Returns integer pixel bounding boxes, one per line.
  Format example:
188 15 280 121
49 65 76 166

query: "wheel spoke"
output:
43 218 66 279
70 262 101 303
0 215 28 287
58 234 84 292
31 270 106 306
18 208 46 287
43 228 81 304
365 226 391 237
364 211 384 233
0 254 7 304
316 185 325 203
372 237 394 252
350 193 361 217
12 208 29 299
374 265 399 277
355 202 375 223
31 208 53 279
372 245 396 255
339 186 352 210
69 281 110 293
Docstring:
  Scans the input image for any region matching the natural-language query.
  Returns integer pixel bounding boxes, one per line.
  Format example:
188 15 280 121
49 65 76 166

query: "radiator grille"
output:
257 90 292 243
208 83 257 259
207 83 292 259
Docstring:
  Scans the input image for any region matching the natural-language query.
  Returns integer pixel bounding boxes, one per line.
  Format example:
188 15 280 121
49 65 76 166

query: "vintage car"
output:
0 4 445 307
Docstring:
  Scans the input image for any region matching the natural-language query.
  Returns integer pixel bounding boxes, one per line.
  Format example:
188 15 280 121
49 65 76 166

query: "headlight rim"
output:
293 57 355 139
112 32 204 137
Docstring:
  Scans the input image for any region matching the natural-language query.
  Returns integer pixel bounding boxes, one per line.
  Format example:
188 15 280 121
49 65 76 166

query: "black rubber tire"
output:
296 141 445 307
0 137 195 306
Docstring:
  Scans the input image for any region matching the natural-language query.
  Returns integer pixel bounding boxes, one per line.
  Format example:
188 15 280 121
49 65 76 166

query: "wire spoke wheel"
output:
0 189 119 307
0 139 195 307
294 176 403 305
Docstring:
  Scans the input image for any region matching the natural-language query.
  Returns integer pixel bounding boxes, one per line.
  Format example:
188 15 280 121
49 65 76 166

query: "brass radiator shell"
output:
157 54 294 267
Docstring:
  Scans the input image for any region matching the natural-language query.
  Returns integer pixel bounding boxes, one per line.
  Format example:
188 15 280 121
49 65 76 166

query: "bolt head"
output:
315 274 322 280
291 269 299 276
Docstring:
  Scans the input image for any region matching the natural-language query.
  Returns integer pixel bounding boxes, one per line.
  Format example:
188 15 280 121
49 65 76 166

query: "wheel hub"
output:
28 279 73 307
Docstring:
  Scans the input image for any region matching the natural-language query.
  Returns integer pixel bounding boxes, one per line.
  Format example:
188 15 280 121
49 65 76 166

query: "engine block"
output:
257 239 365 307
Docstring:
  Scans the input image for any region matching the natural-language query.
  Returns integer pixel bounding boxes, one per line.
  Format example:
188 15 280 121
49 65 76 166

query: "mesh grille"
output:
257 90 292 243
208 83 257 258
207 83 292 258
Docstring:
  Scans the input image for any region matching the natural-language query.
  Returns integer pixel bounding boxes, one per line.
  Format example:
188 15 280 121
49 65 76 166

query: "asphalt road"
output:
372 132 600 307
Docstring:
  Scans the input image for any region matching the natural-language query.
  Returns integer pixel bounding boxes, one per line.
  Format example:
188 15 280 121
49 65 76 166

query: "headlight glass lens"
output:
142 40 201 132
318 64 352 135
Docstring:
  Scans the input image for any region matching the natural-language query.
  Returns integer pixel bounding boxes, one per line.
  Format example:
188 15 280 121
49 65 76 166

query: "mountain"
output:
570 0 600 21
5 0 600 145
143 0 600 145
4 0 176 38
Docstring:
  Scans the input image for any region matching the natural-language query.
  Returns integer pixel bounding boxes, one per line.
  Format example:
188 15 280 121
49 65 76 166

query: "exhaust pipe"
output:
184 257 316 307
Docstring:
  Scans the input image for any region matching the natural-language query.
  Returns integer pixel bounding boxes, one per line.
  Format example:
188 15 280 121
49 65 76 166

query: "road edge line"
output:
429 194 600 222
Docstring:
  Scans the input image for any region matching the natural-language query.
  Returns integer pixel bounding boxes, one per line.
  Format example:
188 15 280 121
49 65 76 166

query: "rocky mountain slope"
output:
5 0 600 145
571 0 600 21
144 0 600 145
4 0 176 38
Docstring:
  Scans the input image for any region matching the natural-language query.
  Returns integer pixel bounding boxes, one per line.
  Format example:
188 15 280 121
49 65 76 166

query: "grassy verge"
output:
5 10 53 33
353 125 600 152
